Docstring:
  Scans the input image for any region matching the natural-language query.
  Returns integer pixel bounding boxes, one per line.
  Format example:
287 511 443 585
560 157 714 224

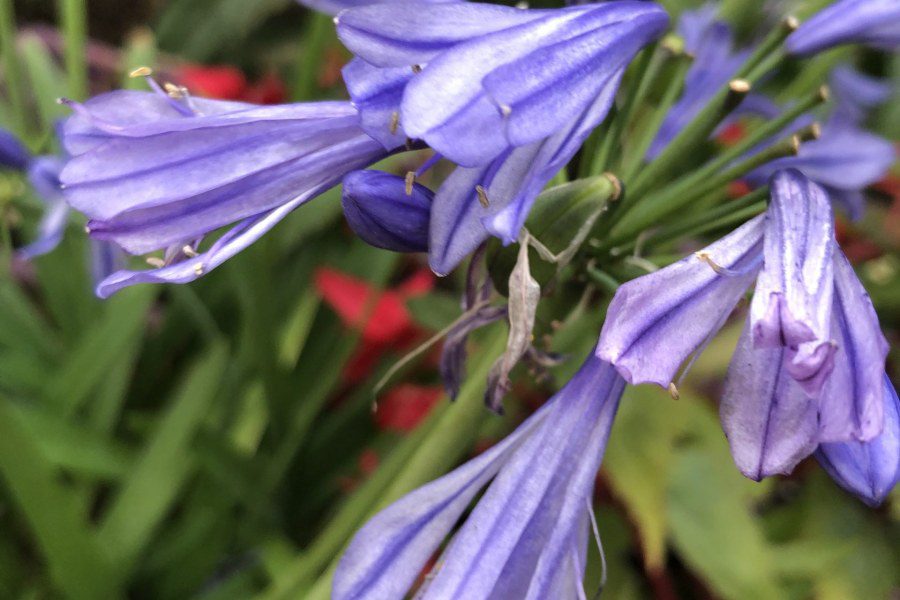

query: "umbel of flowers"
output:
15 0 896 598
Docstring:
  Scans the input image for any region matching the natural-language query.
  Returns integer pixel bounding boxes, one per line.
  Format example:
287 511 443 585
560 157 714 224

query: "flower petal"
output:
786 0 900 55
817 249 889 442
598 216 765 387
816 375 900 506
750 169 836 395
720 323 819 481
341 58 411 149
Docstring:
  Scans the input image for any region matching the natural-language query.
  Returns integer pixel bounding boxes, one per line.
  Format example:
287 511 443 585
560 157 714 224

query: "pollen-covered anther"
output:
404 171 415 196
728 79 751 94
164 82 186 99
84 225 92 234
389 112 400 135
194 264 204 276
182 245 199 258
411 64 422 74
695 251 730 275
146 256 166 268
668 382 680 400
784 15 800 31
129 66 153 78
475 185 490 208
499 104 512 117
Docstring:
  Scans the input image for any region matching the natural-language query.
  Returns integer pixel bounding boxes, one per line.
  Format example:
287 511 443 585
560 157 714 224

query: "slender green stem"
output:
607 133 799 246
734 16 798 79
0 0 27 136
58 0 88 100
620 52 692 183
585 267 621 296
293 12 333 100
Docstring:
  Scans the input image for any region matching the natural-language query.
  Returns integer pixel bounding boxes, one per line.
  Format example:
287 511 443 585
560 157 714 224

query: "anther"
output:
182 245 199 258
695 251 729 275
84 225 92 234
475 185 489 208
164 82 185 99
783 15 799 31
499 104 512 117
668 382 680 401
129 66 153 78
728 79 751 94
146 257 165 268
411 64 422 74
404 171 415 196
604 172 622 201
194 264 204 276
817 85 830 102
389 112 400 135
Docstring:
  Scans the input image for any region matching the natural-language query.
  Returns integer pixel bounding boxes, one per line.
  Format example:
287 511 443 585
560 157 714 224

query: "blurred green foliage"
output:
0 0 897 598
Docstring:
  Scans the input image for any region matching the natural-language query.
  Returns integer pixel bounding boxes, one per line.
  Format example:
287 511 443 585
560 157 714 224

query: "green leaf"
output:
18 33 69 136
97 343 230 577
668 449 783 599
603 385 689 570
0 395 120 599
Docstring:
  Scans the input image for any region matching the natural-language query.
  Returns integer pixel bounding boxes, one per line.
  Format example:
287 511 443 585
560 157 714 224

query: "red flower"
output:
375 384 443 432
177 65 247 100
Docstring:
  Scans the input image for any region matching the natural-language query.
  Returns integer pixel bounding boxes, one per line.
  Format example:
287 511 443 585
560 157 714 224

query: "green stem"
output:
734 16 798 79
58 0 88 100
293 12 334 101
0 0 27 136
607 133 799 246
585 267 621 296
620 52 692 183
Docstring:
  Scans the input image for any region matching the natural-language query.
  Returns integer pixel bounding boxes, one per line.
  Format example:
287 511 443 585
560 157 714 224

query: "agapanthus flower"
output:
334 350 625 600
598 169 896 494
747 115 895 219
334 1 666 273
59 84 391 297
830 65 893 123
341 169 432 252
786 0 900 56
816 374 900 506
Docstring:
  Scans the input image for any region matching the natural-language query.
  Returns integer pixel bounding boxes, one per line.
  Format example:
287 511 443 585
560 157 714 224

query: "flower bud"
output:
0 128 31 171
341 170 432 253
487 174 619 295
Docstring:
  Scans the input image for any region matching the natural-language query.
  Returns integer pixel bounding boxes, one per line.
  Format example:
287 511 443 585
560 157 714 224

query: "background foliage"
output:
0 0 897 598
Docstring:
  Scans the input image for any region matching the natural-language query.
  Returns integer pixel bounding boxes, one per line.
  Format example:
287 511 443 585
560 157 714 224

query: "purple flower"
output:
0 128 31 171
598 169 893 490
296 0 457 18
816 375 900 507
59 88 389 297
787 0 900 55
336 1 668 166
747 115 895 219
18 156 70 259
334 351 625 600
830 65 893 123
341 169 432 252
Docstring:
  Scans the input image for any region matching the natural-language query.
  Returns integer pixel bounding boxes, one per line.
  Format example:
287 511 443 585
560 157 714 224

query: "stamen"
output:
129 66 153 78
193 264 204 276
668 382 680 400
404 171 415 196
182 245 199 258
411 64 422 74
476 185 489 208
84 225 92 234
695 251 763 277
389 112 400 135
695 251 731 275
164 82 185 99
499 104 512 117
146 257 165 268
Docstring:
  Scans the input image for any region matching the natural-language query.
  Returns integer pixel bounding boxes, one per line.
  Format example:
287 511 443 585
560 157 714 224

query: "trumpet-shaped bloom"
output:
816 375 900 506
334 351 624 600
341 170 432 252
786 0 900 55
336 1 668 166
59 90 389 297
598 169 893 489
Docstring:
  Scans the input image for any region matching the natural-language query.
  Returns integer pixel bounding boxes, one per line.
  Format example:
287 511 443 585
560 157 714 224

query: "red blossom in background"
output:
176 65 286 104
375 383 443 432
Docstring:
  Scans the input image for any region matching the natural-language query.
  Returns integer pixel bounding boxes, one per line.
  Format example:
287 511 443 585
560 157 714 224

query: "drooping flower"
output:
341 169 432 252
59 85 391 297
816 374 900 506
598 169 893 490
333 1 667 274
746 115 895 219
829 65 893 123
336 1 668 166
786 0 900 56
334 350 625 600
